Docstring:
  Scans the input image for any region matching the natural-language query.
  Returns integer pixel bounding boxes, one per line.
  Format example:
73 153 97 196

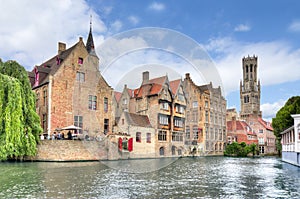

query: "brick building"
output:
183 73 227 155
226 55 276 155
28 26 114 139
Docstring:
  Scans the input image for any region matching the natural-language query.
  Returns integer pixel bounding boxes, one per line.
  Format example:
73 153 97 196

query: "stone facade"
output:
29 28 114 139
240 55 262 118
184 73 227 156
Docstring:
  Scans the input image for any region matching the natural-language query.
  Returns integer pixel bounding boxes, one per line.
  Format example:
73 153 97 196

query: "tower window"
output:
78 57 83 64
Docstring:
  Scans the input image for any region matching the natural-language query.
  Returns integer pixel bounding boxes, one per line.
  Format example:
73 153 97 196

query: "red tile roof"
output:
258 117 273 131
114 91 122 103
169 79 181 95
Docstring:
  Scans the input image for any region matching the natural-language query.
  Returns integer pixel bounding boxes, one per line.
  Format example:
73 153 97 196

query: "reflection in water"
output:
0 157 300 198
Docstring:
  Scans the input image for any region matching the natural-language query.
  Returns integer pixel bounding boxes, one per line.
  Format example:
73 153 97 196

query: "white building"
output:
281 114 300 167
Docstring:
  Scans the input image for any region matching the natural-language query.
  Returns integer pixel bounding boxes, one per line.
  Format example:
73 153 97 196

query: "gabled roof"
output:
124 112 152 128
169 79 181 95
32 42 79 87
258 117 273 131
134 75 168 98
114 91 122 103
227 120 255 134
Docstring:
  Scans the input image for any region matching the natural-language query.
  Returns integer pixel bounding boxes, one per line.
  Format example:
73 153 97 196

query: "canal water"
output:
0 157 299 198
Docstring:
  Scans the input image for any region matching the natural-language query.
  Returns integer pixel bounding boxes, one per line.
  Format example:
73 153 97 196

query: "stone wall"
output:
33 139 121 161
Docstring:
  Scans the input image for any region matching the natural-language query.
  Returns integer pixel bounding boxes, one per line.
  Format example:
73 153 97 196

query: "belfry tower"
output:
240 55 262 118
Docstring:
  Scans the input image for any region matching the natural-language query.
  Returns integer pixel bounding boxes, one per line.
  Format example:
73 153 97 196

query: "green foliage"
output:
272 96 300 138
224 142 257 157
0 60 42 160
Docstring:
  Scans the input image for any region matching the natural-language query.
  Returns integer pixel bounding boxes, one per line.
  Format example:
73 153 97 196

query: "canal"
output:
0 157 299 198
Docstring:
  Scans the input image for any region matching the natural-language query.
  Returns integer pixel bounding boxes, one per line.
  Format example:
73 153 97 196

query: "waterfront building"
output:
113 111 156 158
227 116 258 145
281 114 300 167
183 73 227 156
113 84 134 120
28 25 114 139
226 55 276 155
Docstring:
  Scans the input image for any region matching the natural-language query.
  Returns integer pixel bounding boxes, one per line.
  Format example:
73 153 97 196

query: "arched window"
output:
172 146 176 155
159 147 164 156
178 149 182 156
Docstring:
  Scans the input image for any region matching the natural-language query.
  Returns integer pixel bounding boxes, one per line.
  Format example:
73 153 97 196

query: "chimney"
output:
185 73 190 79
142 71 149 85
58 42 66 54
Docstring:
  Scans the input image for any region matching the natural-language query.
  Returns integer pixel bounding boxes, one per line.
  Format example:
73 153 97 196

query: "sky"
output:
1 0 300 121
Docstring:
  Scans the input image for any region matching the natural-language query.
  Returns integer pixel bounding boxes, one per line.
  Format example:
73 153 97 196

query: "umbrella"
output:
61 125 82 130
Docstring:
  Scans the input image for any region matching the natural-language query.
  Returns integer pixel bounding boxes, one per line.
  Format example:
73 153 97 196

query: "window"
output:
205 111 209 123
174 117 183 127
158 130 167 141
176 105 184 114
159 147 164 156
104 119 109 134
192 101 198 108
43 89 47 106
172 132 183 142
161 102 169 110
76 72 85 82
146 133 151 143
259 129 263 133
42 114 47 132
123 98 127 105
74 116 83 133
36 92 39 108
205 100 208 108
258 137 264 145
186 126 190 140
136 132 141 142
104 97 108 113
172 146 176 155
178 93 184 101
78 57 83 64
193 126 198 140
159 114 169 125
121 119 124 125
88 95 97 110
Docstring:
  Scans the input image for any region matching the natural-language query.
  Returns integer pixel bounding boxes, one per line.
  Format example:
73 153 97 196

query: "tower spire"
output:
86 15 97 56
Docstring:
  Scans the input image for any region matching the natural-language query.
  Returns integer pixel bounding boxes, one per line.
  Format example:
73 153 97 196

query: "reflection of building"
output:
28 26 114 138
281 114 300 167
183 73 227 156
226 55 276 155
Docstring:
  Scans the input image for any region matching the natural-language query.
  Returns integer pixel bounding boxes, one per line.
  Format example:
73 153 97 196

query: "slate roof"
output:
124 112 152 127
32 42 78 88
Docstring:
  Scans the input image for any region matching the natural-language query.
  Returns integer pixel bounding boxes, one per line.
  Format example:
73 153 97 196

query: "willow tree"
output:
0 60 42 160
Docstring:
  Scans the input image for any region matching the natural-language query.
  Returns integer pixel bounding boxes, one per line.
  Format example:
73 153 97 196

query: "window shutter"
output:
118 137 122 150
128 138 133 152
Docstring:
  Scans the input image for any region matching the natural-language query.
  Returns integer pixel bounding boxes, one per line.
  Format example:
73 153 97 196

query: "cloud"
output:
288 20 300 32
149 2 165 11
0 0 106 70
128 16 139 25
110 20 123 32
205 37 300 96
261 99 286 121
234 24 251 32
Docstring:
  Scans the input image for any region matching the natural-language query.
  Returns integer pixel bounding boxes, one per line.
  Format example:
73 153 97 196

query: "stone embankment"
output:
33 139 120 161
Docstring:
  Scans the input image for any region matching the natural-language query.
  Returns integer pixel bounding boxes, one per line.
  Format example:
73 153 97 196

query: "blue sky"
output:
1 0 300 121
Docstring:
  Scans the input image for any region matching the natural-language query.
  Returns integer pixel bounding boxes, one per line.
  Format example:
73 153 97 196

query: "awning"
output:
61 125 82 130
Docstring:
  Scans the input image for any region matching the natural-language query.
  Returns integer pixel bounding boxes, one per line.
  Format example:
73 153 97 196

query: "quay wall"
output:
282 151 300 167
32 139 121 161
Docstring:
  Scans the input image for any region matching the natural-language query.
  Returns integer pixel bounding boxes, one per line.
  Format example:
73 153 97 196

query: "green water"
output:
0 157 299 198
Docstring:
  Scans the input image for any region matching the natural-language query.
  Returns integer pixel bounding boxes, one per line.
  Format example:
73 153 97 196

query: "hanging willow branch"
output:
0 60 42 160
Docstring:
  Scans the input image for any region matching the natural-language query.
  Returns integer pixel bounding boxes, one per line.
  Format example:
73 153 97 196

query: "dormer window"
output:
78 57 83 64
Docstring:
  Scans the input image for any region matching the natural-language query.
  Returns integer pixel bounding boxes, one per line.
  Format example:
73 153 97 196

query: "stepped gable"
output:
124 112 152 127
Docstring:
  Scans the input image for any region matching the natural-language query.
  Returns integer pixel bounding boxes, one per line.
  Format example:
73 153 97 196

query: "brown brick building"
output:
184 73 227 155
28 26 114 139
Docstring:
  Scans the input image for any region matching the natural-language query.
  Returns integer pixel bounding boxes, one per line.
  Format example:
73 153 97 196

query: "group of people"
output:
51 131 73 140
